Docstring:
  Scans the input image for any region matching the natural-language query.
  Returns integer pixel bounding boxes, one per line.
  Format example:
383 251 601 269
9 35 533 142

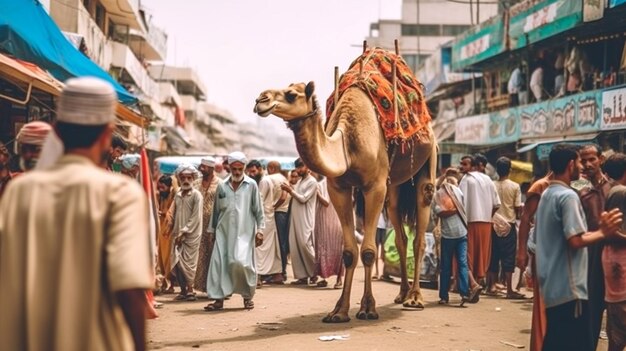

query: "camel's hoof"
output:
394 292 407 304
402 299 425 310
356 310 379 320
322 313 351 323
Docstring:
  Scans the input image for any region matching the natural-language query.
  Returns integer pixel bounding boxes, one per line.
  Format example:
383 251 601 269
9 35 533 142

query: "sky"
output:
143 0 402 133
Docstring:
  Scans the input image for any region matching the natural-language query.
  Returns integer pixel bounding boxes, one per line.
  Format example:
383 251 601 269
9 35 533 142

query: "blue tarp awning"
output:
0 0 137 105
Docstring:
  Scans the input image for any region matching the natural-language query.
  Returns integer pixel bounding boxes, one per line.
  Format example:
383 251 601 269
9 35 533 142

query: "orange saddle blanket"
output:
326 47 431 144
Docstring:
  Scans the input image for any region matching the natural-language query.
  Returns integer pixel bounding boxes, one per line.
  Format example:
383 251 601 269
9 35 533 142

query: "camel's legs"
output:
322 183 357 323
386 185 410 304
403 165 435 309
356 181 387 320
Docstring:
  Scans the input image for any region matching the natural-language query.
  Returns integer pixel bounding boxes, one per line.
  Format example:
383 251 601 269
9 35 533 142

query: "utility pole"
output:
469 0 474 25
476 0 480 25
416 0 421 69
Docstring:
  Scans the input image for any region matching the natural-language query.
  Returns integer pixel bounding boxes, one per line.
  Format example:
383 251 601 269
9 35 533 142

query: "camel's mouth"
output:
254 103 276 117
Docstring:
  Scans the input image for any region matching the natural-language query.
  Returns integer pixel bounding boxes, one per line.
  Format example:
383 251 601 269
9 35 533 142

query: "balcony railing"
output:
76 5 111 69
110 41 158 98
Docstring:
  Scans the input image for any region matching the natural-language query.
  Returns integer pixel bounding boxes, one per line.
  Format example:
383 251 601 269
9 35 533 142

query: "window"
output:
95 3 106 33
442 25 470 36
403 54 430 72
401 24 441 37
401 24 472 37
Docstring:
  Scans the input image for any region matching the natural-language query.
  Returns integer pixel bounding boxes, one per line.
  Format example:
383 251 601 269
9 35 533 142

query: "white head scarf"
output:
175 163 198 178
201 156 216 167
227 151 247 165
119 154 140 170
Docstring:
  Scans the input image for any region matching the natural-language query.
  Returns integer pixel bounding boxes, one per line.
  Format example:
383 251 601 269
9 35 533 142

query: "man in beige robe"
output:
0 77 153 351
194 157 221 295
169 163 203 301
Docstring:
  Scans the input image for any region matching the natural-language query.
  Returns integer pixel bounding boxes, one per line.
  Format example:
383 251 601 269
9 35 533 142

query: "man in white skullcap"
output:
14 120 52 172
167 163 203 301
205 151 265 311
0 77 152 351
193 156 222 298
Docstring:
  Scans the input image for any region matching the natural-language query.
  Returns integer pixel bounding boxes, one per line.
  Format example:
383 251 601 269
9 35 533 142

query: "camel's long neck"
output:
288 106 349 178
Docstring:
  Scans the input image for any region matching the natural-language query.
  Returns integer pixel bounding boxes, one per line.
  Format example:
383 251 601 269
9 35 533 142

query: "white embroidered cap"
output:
57 77 117 125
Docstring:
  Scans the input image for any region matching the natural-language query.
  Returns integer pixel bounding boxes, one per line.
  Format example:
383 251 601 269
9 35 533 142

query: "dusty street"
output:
147 263 582 351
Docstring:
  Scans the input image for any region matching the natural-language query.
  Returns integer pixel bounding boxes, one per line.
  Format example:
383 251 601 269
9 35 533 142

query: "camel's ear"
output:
305 81 315 99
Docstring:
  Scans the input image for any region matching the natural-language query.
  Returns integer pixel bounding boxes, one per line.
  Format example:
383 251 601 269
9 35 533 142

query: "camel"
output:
253 50 437 323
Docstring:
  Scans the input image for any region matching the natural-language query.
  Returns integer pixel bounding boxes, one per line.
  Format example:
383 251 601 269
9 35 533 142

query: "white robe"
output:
288 174 318 279
0 155 153 351
255 176 282 275
206 176 264 299
169 188 203 284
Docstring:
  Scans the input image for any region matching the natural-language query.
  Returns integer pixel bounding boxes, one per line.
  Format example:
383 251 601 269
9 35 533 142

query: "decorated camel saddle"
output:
326 47 431 145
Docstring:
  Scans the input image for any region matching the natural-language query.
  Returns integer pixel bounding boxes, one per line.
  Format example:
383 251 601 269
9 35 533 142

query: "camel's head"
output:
253 82 316 121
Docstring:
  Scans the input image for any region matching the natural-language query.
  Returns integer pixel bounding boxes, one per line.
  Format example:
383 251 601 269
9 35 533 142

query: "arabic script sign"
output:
455 114 489 144
519 91 600 139
602 87 626 129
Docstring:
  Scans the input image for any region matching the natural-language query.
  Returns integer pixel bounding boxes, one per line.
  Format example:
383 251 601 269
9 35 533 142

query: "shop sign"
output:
509 0 582 50
455 114 489 144
610 0 626 8
602 86 626 129
519 91 600 139
583 0 605 22
451 15 505 71
489 109 519 144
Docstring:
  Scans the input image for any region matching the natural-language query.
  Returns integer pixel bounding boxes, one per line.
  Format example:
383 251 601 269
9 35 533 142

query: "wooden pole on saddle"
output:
391 39 402 153
334 66 339 105
394 39 399 55
363 40 367 54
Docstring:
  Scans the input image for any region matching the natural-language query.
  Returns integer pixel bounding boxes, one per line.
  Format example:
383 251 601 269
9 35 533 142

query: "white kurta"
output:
255 176 282 275
0 155 153 351
169 188 203 284
288 174 318 279
206 176 264 299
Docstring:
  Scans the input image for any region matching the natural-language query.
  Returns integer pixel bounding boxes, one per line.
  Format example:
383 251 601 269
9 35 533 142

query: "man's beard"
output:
571 168 581 182
231 174 244 182
181 182 192 190
252 174 262 183
159 190 170 198
19 157 37 171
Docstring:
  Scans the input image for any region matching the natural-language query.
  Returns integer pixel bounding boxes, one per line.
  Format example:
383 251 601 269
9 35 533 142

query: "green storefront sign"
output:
451 15 505 71
509 0 582 50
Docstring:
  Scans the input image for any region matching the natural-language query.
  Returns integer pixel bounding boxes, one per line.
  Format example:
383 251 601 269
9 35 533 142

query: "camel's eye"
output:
285 91 297 103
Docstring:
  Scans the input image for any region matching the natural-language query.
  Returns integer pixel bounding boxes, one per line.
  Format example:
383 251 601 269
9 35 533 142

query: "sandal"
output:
174 294 187 301
309 276 318 285
506 292 527 300
316 280 328 288
290 278 308 285
204 300 224 311
438 299 448 305
186 294 197 301
469 286 483 304
333 282 343 289
243 298 254 310
484 290 499 297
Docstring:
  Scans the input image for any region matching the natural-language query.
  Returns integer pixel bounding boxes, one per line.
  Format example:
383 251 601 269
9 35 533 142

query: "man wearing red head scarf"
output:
14 121 52 172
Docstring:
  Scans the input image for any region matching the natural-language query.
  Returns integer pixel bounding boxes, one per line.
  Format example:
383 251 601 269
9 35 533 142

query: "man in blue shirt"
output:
535 143 623 351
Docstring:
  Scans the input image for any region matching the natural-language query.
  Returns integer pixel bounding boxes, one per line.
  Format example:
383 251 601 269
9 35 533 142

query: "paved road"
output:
147 263 570 351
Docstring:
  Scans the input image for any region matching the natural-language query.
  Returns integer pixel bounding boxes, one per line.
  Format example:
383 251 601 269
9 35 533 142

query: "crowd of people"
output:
1 76 625 351
435 147 626 351
150 153 346 311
